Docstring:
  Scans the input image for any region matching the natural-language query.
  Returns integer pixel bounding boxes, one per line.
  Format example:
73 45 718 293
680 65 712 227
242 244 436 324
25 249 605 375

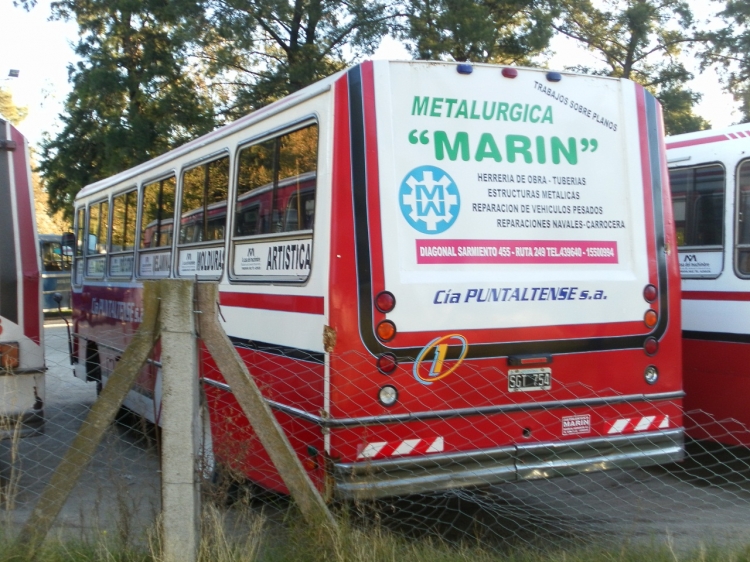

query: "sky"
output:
0 0 741 150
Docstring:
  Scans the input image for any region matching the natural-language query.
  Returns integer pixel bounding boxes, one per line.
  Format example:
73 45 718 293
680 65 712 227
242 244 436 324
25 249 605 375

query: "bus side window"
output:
87 199 109 255
41 241 63 272
73 207 85 284
180 156 229 244
669 164 724 248
234 124 318 237
140 176 176 249
736 161 750 275
111 189 138 253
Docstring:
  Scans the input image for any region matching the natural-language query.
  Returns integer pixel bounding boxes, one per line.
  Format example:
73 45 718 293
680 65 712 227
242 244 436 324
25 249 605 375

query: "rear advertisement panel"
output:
375 62 650 334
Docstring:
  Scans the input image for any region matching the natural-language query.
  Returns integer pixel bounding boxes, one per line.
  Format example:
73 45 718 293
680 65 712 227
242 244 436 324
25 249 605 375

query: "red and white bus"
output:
0 115 45 438
666 124 750 445
69 61 682 499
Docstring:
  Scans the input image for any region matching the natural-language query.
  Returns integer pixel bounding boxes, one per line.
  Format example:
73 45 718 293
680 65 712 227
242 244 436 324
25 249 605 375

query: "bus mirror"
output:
52 292 63 305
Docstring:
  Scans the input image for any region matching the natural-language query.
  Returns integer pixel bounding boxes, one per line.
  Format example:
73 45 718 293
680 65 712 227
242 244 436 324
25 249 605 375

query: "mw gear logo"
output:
399 165 460 235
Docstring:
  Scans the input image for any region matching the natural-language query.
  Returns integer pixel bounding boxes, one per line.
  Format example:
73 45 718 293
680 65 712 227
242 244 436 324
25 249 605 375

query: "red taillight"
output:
375 291 396 313
644 337 658 356
376 320 396 342
377 353 398 374
643 284 657 302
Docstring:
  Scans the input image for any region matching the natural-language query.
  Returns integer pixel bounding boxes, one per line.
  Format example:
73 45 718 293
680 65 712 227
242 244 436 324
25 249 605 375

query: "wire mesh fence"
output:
1 318 750 559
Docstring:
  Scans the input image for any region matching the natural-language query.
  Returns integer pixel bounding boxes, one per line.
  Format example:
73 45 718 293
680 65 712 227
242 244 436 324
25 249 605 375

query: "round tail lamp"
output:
644 309 658 328
644 337 659 356
643 284 657 302
375 291 396 313
644 365 659 385
376 320 396 342
377 353 398 375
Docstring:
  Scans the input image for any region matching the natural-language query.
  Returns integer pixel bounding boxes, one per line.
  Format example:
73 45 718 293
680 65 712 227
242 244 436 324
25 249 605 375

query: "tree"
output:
554 0 710 134
199 0 395 117
399 0 557 63
39 0 216 218
699 0 750 123
0 88 28 126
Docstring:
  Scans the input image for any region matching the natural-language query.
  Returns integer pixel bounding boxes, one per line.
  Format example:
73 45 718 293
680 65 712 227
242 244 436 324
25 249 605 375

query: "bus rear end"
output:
325 61 682 499
0 117 44 439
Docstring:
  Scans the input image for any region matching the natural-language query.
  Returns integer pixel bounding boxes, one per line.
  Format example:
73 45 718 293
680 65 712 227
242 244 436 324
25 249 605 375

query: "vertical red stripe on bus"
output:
328 74 358 353
359 61 387 317
11 126 40 345
634 85 658 287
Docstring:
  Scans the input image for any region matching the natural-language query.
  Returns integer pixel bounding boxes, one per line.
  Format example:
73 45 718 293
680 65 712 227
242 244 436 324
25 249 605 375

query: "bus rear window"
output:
669 164 724 248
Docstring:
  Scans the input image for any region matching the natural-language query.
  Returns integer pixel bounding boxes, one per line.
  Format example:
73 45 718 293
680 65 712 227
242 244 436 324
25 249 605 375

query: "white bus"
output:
666 124 750 445
0 115 45 438
69 61 682 499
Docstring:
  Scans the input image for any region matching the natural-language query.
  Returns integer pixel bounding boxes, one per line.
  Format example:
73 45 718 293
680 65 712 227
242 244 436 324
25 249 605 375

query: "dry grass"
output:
0 508 749 562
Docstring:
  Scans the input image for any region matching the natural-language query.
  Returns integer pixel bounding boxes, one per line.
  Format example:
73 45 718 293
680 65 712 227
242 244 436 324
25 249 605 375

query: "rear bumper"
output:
332 428 683 500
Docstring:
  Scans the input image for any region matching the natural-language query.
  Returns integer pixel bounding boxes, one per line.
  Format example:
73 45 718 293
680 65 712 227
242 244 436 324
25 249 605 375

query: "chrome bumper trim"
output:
333 428 684 500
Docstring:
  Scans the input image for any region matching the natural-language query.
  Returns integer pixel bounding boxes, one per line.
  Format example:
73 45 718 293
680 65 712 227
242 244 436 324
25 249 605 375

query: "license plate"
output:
508 368 552 392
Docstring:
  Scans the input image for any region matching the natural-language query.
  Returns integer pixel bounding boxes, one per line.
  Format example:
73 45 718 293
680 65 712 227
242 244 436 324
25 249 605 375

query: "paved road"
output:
2 321 750 553
0 322 161 543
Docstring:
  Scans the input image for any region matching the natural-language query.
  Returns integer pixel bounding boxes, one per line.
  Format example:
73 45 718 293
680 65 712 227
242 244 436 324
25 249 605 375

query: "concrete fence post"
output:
159 279 200 562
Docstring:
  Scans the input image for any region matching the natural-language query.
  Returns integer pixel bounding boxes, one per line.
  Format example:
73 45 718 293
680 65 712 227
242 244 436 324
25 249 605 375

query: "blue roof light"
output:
546 71 562 82
456 63 473 75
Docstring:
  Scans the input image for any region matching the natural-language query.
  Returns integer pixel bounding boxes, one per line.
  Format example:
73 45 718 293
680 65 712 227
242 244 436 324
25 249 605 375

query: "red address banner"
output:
416 239 618 264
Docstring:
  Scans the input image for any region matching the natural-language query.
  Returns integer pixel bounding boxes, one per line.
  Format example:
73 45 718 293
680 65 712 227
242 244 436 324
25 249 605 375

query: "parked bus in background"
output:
39 234 72 312
666 124 750 445
0 115 45 438
68 61 682 499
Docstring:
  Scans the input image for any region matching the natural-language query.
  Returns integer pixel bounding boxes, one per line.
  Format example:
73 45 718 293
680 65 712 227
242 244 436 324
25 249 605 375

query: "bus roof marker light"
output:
456 63 473 75
644 337 659 356
644 309 658 328
378 385 399 407
643 284 657 302
546 71 562 82
375 291 396 313
502 68 518 79
376 320 397 342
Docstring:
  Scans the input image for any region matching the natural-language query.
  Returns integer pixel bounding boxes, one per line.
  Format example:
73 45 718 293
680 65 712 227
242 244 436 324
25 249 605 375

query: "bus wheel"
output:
85 343 102 391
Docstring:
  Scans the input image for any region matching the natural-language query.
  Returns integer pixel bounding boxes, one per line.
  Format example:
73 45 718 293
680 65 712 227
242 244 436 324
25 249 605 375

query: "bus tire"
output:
85 343 102 387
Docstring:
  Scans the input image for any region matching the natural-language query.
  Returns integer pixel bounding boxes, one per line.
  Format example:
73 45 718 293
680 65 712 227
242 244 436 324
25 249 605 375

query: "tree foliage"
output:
39 0 216 217
199 0 395 117
0 88 28 126
699 0 750 123
399 0 557 63
554 0 710 134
